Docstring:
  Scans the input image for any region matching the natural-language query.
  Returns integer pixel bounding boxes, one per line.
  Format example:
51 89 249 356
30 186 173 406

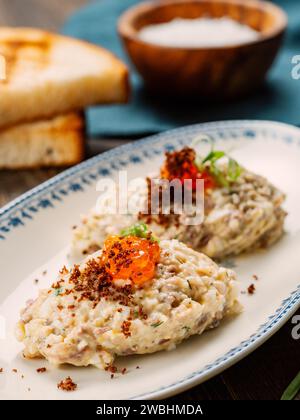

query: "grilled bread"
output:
0 27 129 128
0 113 85 169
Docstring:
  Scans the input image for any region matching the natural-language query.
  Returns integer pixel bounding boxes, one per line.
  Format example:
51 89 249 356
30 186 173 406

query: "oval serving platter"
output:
0 120 300 400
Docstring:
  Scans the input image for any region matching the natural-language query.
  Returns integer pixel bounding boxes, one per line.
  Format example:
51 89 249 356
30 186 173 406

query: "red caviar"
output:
102 235 160 286
161 147 215 191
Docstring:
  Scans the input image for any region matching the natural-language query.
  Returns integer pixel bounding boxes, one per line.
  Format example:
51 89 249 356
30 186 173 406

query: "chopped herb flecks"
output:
151 321 163 328
54 287 63 296
182 326 191 332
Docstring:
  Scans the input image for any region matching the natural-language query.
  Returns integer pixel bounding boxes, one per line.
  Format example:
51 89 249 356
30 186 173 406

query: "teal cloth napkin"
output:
63 0 300 137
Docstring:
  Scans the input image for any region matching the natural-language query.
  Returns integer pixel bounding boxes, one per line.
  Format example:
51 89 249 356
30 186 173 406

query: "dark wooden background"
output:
0 0 299 400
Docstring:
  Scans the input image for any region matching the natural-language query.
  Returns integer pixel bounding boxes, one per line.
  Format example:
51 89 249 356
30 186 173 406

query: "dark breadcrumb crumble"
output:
57 376 77 391
248 284 256 295
36 367 47 373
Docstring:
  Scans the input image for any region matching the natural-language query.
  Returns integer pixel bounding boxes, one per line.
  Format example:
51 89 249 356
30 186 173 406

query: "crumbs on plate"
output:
247 284 256 295
57 376 77 392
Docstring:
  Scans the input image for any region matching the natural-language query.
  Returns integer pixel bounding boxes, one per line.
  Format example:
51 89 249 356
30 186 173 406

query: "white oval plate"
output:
0 120 300 400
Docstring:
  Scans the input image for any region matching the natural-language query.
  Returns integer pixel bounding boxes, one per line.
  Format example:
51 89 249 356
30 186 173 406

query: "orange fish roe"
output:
102 235 160 286
161 147 215 191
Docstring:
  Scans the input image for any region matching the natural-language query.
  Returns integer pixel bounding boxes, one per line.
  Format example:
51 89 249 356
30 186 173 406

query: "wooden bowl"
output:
118 0 287 98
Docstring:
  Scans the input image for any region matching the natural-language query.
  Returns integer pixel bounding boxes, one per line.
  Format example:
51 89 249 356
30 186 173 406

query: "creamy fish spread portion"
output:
71 147 286 261
16 237 240 369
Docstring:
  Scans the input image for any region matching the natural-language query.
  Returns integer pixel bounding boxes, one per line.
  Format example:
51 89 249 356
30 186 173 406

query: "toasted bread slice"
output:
0 27 129 128
0 113 85 169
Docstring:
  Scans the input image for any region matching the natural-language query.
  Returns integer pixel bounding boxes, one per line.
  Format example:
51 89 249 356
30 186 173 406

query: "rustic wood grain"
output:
119 0 286 98
0 0 299 401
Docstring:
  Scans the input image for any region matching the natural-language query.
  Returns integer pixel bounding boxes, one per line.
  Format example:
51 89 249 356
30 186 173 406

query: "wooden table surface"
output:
0 0 299 401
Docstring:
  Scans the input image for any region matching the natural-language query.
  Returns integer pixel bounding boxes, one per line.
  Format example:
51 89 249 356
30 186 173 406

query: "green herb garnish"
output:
201 150 226 164
187 280 192 290
151 321 163 328
281 371 300 400
120 222 159 242
192 134 242 187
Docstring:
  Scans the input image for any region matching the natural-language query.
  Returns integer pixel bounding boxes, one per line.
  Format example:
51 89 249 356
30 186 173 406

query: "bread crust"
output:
0 27 129 128
0 112 86 169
